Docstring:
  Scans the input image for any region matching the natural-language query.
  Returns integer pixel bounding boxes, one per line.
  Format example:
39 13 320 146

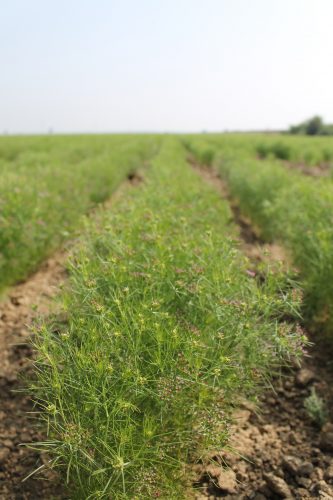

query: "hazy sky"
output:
1 0 333 133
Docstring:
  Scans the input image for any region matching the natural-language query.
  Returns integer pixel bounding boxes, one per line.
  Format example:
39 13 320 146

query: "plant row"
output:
185 134 333 332
188 133 333 169
33 138 305 498
0 134 160 289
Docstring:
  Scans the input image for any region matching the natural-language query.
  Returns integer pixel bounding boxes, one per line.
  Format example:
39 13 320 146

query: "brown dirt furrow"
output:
189 158 288 267
256 155 331 179
283 162 331 179
189 159 333 500
0 252 67 499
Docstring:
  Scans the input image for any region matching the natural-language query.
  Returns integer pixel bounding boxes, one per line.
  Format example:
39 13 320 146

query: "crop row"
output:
187 133 333 169
185 135 333 333
0 135 160 289
33 138 305 498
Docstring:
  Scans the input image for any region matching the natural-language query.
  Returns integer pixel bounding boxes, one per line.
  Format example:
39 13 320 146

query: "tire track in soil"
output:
0 173 143 500
189 159 333 500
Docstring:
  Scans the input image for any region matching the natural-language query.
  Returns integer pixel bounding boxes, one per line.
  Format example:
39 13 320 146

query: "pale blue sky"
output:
1 0 333 133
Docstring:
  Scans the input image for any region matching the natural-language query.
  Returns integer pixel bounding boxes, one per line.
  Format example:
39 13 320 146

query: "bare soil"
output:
190 159 288 266
0 253 66 499
256 154 331 179
190 160 333 499
194 347 333 499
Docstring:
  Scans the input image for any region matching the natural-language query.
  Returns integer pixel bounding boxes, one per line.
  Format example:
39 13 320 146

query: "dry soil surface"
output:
0 253 66 499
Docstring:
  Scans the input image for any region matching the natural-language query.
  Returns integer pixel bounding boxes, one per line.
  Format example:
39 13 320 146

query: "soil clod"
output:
296 368 316 387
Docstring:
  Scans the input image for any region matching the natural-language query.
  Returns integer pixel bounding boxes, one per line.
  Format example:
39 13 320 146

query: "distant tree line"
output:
289 116 333 136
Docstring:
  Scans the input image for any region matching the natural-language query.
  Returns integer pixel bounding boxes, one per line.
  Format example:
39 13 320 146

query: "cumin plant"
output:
0 134 161 288
33 138 304 498
185 134 333 333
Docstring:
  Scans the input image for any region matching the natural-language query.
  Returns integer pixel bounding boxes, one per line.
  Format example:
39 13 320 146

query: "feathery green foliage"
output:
32 139 304 498
185 134 333 331
304 387 328 428
0 134 160 289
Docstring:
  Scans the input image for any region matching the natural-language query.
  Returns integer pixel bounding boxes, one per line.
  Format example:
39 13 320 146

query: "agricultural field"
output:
0 134 161 289
185 134 333 332
1 134 333 499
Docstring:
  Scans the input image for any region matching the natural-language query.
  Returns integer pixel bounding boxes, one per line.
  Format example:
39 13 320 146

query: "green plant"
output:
0 134 161 288
32 139 305 498
256 141 291 161
304 387 328 427
185 133 333 332
199 147 215 165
